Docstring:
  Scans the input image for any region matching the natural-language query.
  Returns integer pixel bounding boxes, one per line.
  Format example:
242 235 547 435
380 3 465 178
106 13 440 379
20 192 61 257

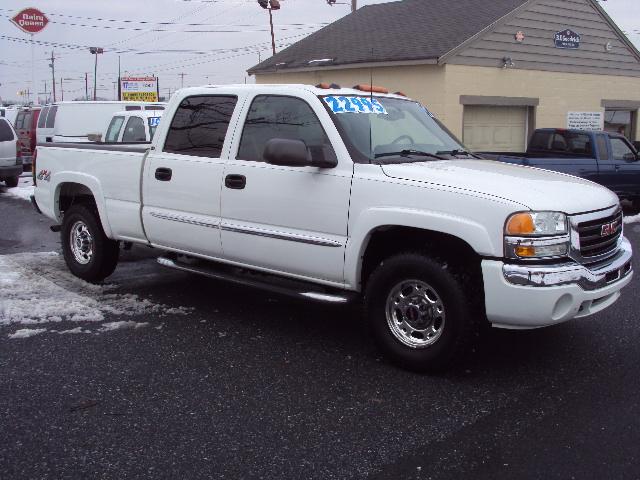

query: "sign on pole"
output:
11 7 49 34
120 77 159 102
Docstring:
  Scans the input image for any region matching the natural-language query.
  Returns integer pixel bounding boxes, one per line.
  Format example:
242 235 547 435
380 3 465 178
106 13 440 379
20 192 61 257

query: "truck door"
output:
597 134 640 199
142 95 239 257
220 94 352 285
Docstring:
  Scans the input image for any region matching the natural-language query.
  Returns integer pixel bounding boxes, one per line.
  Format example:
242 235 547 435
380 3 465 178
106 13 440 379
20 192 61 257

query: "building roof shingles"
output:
249 0 529 74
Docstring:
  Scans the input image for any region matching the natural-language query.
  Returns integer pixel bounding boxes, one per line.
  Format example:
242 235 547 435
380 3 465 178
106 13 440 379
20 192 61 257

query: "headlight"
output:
505 211 569 260
505 211 567 236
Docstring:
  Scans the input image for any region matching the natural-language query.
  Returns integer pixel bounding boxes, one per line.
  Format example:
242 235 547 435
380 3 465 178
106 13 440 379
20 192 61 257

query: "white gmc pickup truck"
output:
32 84 633 371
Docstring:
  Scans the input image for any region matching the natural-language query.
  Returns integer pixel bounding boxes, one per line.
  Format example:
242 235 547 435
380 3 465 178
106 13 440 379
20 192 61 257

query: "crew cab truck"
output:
481 128 640 208
32 84 633 371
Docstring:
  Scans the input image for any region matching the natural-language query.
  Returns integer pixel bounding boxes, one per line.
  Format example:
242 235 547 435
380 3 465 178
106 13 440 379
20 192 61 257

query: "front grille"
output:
577 210 623 259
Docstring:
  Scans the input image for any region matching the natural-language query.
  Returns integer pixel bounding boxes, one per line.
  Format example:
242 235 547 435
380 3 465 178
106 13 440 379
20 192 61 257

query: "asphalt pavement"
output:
1 185 639 480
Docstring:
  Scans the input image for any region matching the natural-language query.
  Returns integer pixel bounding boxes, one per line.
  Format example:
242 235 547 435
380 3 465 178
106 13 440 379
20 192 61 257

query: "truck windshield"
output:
322 95 466 163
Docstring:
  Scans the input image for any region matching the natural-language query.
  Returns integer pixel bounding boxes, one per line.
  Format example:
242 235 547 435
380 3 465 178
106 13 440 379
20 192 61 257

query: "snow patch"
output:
8 328 47 339
57 327 91 335
623 213 640 225
0 252 193 336
1 175 34 201
99 321 149 332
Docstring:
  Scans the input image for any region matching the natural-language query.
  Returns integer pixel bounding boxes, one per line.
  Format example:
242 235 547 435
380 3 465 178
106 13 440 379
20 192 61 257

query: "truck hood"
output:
381 159 619 214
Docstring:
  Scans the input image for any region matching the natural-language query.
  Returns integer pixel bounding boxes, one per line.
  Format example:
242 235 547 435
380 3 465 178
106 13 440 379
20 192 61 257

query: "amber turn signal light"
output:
506 213 535 235
353 84 389 94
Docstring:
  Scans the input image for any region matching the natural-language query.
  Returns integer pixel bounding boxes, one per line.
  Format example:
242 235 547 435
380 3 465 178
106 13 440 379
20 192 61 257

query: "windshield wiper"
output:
375 149 445 160
435 149 478 158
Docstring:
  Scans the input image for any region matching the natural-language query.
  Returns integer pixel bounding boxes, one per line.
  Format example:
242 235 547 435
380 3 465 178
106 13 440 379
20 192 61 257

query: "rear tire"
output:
364 252 481 372
61 204 119 283
5 176 19 188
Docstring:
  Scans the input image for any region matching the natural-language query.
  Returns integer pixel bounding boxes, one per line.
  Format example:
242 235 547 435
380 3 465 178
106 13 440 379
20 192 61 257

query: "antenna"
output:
369 48 374 163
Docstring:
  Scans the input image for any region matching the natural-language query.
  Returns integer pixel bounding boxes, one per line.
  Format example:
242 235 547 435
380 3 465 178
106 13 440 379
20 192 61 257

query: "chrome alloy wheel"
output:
385 280 446 348
70 220 94 265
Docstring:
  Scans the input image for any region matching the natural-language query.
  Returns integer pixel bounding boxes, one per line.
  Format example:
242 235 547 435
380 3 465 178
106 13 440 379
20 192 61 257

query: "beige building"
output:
249 0 640 152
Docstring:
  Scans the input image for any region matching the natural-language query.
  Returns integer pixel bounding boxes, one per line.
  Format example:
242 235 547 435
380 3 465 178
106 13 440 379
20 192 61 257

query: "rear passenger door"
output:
142 95 240 258
219 93 352 285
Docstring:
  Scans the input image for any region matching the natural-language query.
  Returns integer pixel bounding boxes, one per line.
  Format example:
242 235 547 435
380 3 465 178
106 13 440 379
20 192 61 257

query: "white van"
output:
36 101 166 144
103 110 163 143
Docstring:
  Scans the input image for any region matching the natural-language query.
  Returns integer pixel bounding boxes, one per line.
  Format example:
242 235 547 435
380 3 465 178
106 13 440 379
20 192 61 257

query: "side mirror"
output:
263 138 338 168
264 138 312 167
623 152 637 162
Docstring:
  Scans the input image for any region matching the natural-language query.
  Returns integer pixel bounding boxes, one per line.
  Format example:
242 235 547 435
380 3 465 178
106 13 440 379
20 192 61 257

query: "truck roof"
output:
181 83 410 100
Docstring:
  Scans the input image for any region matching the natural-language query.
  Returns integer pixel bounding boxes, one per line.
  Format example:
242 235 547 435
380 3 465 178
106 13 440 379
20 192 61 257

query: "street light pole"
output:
268 7 276 55
258 0 280 55
89 47 103 101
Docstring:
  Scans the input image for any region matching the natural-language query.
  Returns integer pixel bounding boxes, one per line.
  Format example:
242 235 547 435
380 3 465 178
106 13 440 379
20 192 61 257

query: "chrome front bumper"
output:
503 237 633 291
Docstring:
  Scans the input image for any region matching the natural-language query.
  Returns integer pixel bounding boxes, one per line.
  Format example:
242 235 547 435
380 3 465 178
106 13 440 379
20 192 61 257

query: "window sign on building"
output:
567 112 604 130
554 29 581 49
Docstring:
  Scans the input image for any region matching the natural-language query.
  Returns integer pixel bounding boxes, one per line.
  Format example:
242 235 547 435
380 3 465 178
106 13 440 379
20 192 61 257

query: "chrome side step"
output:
157 256 356 304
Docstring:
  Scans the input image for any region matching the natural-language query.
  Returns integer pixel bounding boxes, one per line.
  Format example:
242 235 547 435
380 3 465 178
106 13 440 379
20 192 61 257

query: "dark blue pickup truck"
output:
480 129 640 208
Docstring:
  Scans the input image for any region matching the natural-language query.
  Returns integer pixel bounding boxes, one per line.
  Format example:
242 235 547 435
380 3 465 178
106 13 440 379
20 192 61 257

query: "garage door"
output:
463 106 528 152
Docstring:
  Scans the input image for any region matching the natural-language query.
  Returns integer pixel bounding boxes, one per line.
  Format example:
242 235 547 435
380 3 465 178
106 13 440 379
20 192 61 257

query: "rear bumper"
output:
0 165 22 178
483 237 633 329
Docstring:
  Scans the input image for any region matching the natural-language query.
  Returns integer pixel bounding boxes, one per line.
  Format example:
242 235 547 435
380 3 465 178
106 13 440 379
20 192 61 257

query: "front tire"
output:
61 204 119 282
5 176 19 188
364 252 480 372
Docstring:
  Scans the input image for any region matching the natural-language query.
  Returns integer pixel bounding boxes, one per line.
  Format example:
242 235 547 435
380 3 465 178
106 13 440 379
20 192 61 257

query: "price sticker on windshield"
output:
148 117 161 127
323 96 388 115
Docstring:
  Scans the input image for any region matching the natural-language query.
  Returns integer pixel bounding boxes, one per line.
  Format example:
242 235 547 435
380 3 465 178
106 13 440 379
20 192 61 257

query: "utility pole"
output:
85 73 89 100
60 77 64 101
178 72 186 89
49 50 57 102
117 55 121 101
352 0 356 12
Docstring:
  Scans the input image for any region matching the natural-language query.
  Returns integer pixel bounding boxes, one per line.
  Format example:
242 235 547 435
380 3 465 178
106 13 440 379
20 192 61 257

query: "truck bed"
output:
34 142 151 243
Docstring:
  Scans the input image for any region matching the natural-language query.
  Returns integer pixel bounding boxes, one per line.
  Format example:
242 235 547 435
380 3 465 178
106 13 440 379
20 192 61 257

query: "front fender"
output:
344 207 498 290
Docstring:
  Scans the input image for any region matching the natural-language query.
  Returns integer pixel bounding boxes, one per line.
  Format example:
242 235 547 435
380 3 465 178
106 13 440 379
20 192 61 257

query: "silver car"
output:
0 117 21 187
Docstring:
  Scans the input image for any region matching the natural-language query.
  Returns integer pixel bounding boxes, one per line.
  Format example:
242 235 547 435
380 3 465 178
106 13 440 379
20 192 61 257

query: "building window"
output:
604 110 636 141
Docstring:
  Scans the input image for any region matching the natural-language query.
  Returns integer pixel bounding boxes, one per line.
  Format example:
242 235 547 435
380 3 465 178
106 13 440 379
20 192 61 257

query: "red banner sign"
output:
11 8 49 34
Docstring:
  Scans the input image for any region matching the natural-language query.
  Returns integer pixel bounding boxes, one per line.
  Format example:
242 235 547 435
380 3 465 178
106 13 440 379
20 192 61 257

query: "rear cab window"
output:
122 116 146 142
528 130 594 157
237 95 335 164
163 95 237 158
105 116 125 142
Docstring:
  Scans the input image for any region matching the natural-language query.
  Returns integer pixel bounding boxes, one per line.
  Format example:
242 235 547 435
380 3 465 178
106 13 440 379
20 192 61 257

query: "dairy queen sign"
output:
10 7 49 34
554 29 581 49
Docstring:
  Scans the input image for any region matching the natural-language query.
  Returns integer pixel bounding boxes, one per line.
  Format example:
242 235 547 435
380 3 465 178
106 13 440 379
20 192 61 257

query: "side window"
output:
105 116 125 142
237 95 334 163
37 107 50 128
528 131 552 151
610 137 635 161
45 106 57 128
122 116 146 142
0 119 14 141
596 135 609 161
164 95 237 158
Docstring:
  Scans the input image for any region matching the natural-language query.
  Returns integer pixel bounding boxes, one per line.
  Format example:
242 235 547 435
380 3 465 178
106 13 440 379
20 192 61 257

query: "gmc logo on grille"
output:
601 221 620 237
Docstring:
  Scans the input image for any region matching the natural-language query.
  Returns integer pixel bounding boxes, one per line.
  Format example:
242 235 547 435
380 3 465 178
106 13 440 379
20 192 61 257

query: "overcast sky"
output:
1 0 639 102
